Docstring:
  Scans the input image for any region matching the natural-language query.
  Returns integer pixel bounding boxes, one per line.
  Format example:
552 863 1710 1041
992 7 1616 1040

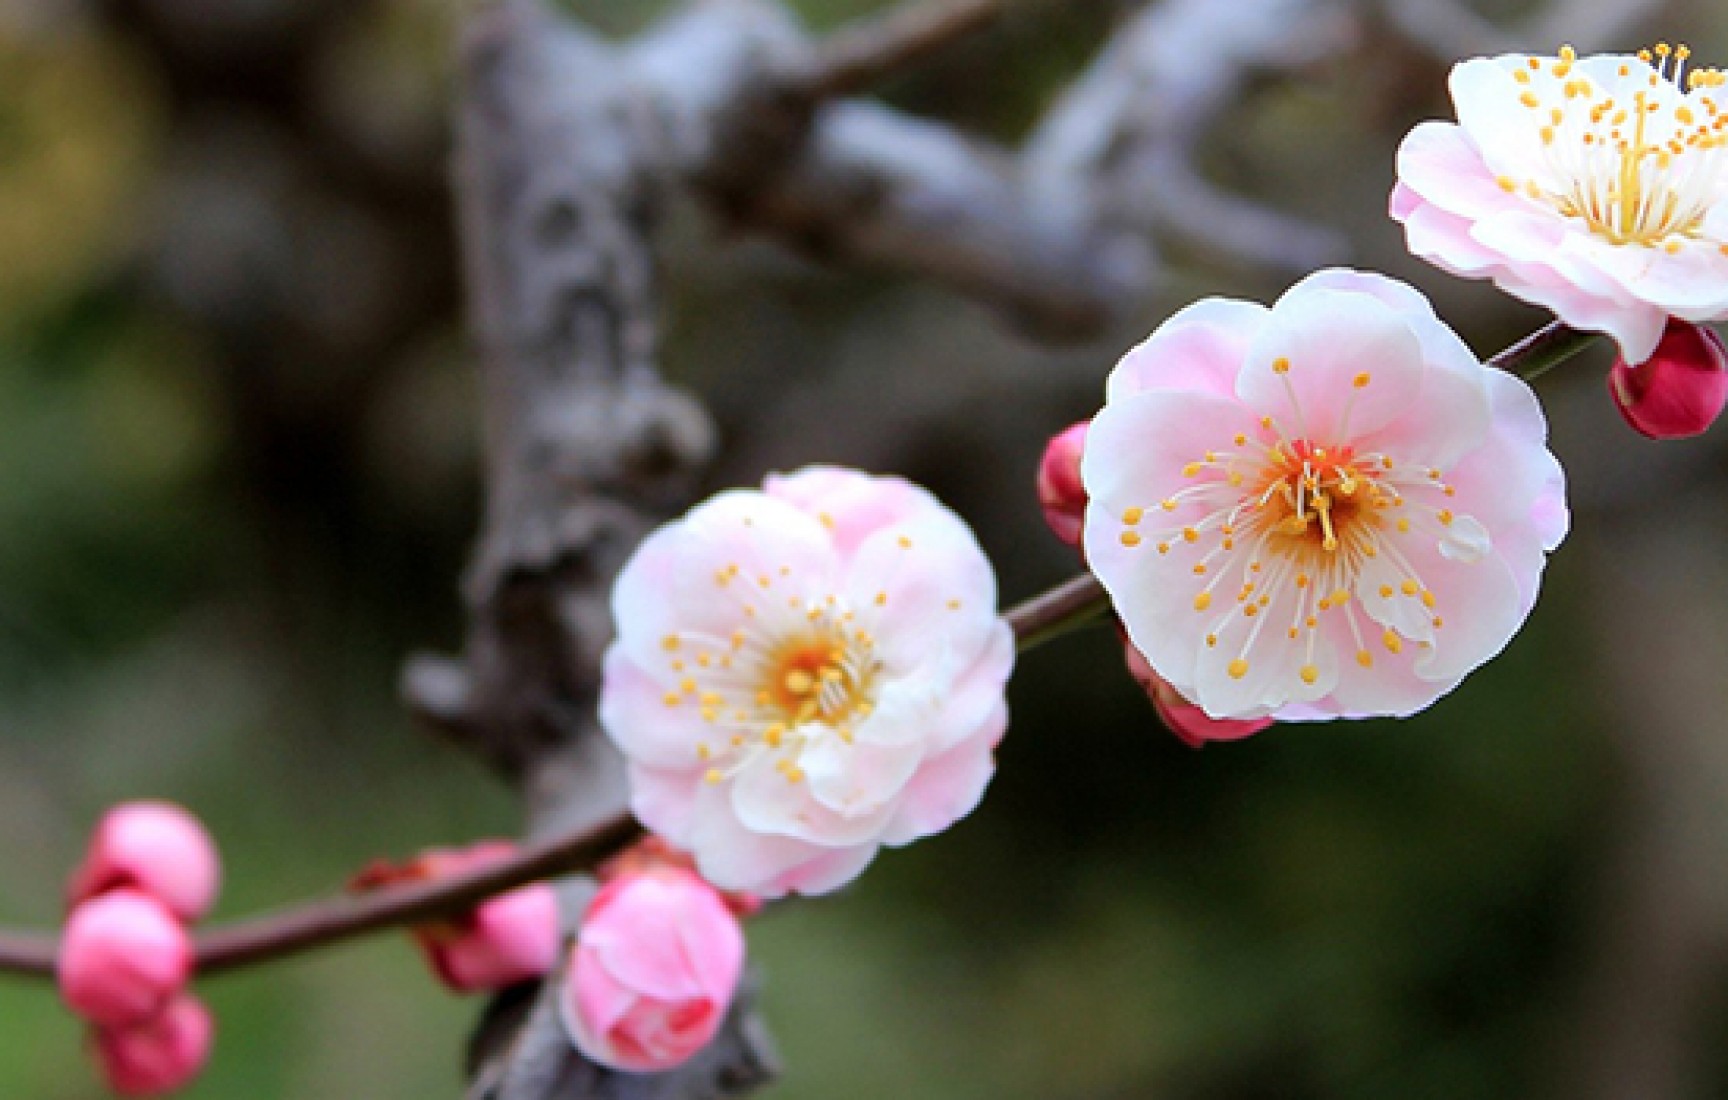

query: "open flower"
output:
1393 44 1728 363
1082 269 1568 721
601 466 1013 897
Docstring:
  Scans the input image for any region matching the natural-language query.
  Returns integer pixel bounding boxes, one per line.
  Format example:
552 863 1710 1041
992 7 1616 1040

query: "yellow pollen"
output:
1227 658 1250 679
662 634 680 651
1182 527 1199 543
1206 634 1218 647
663 692 681 707
947 599 963 611
875 591 888 606
1272 357 1291 374
1379 584 1394 598
1357 650 1374 668
1421 590 1437 609
784 669 815 694
705 768 724 785
1299 664 1319 685
1401 580 1420 596
1383 629 1404 654
897 535 913 549
1120 531 1143 548
1193 564 1208 576
1122 507 1144 525
1194 592 1213 612
1329 589 1350 606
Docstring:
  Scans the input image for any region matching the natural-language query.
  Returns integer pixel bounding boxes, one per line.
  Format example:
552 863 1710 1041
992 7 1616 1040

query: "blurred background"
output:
0 0 1726 1096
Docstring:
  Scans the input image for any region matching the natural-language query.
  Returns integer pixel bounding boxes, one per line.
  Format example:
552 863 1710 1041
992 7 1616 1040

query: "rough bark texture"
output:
400 2 751 1095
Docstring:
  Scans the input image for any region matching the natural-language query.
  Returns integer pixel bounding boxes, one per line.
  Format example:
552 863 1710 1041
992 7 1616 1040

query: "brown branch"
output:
789 0 1005 101
0 814 644 981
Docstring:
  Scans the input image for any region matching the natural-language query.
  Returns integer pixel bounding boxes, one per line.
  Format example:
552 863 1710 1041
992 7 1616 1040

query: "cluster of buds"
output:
372 834 750 1075
58 803 220 1096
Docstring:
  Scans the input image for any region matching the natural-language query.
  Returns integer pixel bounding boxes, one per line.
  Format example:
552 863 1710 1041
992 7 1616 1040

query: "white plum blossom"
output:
1081 269 1568 722
1393 44 1728 363
600 466 1013 897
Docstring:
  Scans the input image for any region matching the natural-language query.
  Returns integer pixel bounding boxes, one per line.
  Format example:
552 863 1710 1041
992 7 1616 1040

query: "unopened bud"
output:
561 866 745 1073
1122 632 1272 747
69 802 221 923
1608 319 1728 440
1037 421 1090 548
59 891 192 1029
92 994 213 1097
356 841 561 995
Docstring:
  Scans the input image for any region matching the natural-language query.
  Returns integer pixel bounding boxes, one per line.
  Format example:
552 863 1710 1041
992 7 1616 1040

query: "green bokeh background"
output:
1 1 1726 1097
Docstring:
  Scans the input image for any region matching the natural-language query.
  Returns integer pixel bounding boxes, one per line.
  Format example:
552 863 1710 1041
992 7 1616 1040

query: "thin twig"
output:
1008 571 1109 652
1489 320 1601 382
0 814 643 981
789 0 1005 101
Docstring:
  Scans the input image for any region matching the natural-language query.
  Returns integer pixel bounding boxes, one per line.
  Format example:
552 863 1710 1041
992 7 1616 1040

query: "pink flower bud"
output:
419 881 561 994
69 802 221 923
561 867 745 1073
355 841 561 995
1608 320 1728 440
1037 421 1090 548
1122 633 1272 748
92 994 213 1097
59 891 193 1028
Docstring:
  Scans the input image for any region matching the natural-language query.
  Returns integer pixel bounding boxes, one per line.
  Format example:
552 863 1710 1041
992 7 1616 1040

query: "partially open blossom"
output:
354 841 559 994
1608 319 1728 438
1037 421 1090 548
601 466 1013 897
560 866 745 1074
1082 269 1568 721
92 995 213 1097
1120 629 1272 747
69 802 221 923
1393 45 1728 364
59 890 193 1029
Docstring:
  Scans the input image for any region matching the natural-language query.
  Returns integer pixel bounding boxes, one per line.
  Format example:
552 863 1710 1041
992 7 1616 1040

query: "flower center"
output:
1254 440 1388 558
658 577 880 786
1117 416 1485 689
1500 44 1728 250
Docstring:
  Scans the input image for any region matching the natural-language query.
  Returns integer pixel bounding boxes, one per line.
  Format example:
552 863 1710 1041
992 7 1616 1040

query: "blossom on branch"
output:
1392 44 1728 364
1082 269 1568 721
601 466 1014 897
561 865 745 1073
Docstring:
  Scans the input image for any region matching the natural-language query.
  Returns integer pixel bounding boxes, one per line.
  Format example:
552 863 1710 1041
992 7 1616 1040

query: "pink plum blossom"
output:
91 994 214 1097
353 841 561 994
1081 269 1568 721
600 465 1013 897
69 802 221 924
1037 421 1090 549
560 866 745 1073
1608 319 1728 438
1392 45 1728 364
58 890 193 1029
